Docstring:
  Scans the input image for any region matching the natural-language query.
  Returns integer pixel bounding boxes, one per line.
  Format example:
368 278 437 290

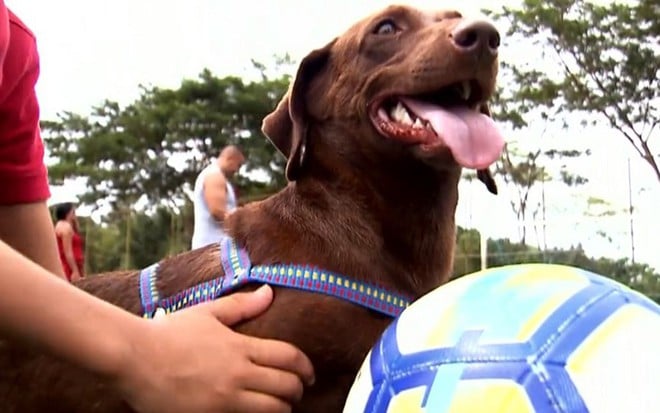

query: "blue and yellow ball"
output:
343 264 660 413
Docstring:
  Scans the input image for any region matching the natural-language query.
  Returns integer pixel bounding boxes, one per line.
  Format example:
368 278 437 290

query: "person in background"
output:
0 3 314 412
191 145 245 249
54 202 84 281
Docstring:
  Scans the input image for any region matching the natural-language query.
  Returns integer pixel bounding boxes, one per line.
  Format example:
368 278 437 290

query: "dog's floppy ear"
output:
262 39 336 181
477 169 498 195
477 103 498 195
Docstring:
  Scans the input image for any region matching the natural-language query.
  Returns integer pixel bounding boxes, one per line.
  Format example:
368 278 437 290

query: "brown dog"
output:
0 5 504 412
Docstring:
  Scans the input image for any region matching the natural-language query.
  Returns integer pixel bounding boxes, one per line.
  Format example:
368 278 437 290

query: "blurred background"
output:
8 0 658 302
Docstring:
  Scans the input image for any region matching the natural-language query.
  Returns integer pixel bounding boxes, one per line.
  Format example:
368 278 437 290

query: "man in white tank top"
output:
191 145 245 249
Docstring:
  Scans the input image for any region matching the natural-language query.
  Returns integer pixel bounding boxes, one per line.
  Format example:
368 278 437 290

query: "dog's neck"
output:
229 139 461 299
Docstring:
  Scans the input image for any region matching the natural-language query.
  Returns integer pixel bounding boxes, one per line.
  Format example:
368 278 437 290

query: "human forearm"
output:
209 206 228 222
0 202 66 278
0 239 140 379
0 239 317 413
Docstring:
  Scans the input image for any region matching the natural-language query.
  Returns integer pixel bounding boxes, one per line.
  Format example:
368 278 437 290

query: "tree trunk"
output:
640 140 660 183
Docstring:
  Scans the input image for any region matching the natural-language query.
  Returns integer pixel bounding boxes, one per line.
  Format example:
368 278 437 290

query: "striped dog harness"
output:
139 235 412 319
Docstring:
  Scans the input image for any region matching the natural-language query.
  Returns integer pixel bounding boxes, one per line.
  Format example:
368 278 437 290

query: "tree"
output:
486 68 589 247
42 64 292 216
453 226 660 303
486 0 660 182
78 216 123 274
495 146 547 246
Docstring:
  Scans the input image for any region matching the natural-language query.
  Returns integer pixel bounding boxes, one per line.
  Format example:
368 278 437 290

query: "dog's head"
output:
262 5 504 194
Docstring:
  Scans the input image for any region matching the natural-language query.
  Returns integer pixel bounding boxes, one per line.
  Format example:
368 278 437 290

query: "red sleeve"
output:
0 2 8 73
0 10 50 205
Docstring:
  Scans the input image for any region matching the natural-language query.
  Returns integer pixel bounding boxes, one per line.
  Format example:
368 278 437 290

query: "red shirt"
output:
0 3 50 205
56 230 85 281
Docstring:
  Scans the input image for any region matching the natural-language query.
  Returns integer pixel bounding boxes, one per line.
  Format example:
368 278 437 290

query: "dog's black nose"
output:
451 20 500 56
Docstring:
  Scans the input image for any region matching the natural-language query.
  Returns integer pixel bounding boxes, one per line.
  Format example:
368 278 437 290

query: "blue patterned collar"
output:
139 235 412 319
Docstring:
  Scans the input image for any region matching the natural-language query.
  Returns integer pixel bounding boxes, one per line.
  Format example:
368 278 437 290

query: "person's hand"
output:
70 270 82 282
112 285 315 413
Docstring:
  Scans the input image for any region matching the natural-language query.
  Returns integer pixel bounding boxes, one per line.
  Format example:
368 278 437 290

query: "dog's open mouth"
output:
370 80 505 170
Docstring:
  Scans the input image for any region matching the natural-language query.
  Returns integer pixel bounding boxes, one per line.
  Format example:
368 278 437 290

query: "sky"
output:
7 0 659 271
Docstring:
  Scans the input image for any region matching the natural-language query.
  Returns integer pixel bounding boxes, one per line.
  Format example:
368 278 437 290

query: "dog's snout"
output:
451 20 500 56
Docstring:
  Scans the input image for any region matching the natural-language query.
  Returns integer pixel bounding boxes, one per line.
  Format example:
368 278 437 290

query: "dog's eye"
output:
373 19 399 35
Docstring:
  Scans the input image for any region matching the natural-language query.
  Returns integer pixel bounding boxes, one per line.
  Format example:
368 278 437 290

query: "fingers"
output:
247 338 315 386
234 391 292 413
245 366 305 403
202 284 274 326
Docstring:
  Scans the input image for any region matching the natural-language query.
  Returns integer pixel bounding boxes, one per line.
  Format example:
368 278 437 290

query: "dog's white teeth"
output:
460 81 471 101
391 102 414 125
413 118 424 129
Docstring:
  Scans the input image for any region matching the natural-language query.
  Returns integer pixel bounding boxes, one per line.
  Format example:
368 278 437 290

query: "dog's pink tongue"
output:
401 98 505 169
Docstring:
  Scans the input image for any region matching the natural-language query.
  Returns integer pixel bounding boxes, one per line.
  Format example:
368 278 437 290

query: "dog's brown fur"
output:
0 5 502 412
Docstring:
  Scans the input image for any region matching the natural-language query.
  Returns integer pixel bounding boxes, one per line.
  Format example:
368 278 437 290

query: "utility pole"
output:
480 229 488 271
541 175 547 261
627 158 635 264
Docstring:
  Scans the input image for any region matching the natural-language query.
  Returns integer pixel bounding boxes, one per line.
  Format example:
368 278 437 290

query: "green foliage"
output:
124 204 194 269
453 226 660 304
488 140 588 246
495 146 548 245
78 203 195 272
483 0 658 246
78 217 122 274
486 0 660 182
79 213 660 305
43 65 291 214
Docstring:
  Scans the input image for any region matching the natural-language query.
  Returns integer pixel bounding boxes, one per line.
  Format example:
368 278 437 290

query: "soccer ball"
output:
343 263 660 413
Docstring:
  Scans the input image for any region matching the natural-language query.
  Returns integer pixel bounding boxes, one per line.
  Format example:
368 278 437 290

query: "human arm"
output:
0 238 315 413
0 11 65 278
0 202 66 278
203 171 230 222
0 8 316 411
